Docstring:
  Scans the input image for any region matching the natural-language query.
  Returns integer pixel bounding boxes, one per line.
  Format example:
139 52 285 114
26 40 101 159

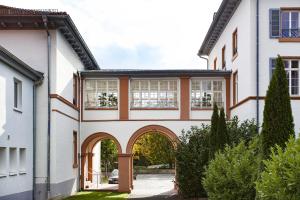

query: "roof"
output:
0 5 99 70
198 0 241 56
80 69 232 78
0 45 44 81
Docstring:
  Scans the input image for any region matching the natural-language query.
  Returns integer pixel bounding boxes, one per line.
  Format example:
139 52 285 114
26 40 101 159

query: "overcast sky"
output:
2 0 222 69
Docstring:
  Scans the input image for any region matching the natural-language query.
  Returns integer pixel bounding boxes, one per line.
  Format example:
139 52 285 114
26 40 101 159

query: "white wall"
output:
0 61 34 197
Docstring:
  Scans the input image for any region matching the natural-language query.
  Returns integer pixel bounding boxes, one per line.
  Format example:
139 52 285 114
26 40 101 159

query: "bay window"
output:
191 79 223 109
85 79 118 109
130 79 178 109
271 58 299 95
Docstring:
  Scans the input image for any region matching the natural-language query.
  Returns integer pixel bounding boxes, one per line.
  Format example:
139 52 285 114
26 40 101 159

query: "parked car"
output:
108 169 119 184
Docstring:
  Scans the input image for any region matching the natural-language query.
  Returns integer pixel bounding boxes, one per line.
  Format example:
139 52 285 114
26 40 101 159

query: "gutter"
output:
199 55 209 70
256 0 260 132
42 15 52 199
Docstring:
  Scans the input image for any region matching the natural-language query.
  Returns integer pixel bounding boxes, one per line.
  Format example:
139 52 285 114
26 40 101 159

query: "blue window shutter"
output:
269 9 280 38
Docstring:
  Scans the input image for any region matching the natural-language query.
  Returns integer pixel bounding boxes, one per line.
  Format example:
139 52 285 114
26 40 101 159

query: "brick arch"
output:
80 132 122 190
126 125 179 154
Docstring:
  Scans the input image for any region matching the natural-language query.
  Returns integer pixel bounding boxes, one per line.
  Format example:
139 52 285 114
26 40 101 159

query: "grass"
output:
63 191 128 200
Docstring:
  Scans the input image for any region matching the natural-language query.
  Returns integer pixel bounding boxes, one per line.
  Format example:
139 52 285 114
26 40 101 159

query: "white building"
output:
198 0 300 132
0 0 300 199
0 46 43 200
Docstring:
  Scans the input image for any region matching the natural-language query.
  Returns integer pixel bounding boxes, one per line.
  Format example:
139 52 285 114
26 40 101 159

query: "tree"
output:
261 56 295 158
101 139 118 177
209 103 219 159
216 107 229 150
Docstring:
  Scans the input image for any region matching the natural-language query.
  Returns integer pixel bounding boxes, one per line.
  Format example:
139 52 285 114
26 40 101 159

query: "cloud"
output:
1 0 223 69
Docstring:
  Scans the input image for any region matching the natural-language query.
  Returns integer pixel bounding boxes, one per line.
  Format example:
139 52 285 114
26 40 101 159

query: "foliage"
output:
261 56 295 158
216 107 229 150
227 116 258 146
209 103 219 160
101 139 118 177
256 137 300 200
203 138 261 200
63 191 128 200
176 125 210 198
98 92 118 107
133 132 175 168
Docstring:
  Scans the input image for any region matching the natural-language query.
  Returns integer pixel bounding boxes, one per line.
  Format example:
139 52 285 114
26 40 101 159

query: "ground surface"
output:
63 191 128 200
129 174 177 199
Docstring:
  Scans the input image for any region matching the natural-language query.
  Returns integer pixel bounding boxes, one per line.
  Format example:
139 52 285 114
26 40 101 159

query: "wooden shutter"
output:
269 9 280 38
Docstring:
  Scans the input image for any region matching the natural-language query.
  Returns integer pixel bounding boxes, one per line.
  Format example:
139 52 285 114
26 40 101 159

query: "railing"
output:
87 170 101 189
281 29 300 38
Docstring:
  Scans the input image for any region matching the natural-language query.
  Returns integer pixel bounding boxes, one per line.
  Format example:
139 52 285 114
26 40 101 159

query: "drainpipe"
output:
78 71 82 191
199 55 209 70
33 79 43 200
42 15 52 199
256 0 260 132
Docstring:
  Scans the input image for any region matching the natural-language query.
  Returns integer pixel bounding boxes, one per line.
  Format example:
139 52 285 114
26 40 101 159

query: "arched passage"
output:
125 125 179 192
80 132 122 190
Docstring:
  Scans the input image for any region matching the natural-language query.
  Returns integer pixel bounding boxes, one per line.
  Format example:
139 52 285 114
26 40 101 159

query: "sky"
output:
2 0 222 69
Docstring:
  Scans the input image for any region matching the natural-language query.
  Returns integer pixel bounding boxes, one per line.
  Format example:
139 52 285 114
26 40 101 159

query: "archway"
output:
80 132 122 191
126 125 179 196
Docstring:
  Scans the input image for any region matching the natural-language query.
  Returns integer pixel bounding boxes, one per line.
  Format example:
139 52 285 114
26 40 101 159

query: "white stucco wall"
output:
0 61 34 197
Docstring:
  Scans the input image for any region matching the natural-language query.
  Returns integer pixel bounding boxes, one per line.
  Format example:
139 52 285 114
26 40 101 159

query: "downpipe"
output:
199 55 209 70
256 0 260 132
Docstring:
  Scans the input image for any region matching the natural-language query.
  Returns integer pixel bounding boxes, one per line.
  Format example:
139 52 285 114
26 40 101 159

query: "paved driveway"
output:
129 174 178 199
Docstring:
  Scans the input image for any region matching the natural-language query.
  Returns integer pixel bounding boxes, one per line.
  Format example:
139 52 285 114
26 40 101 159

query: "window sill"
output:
0 174 7 178
13 107 22 113
278 37 300 42
232 53 238 62
9 171 18 176
19 171 27 175
130 107 179 111
85 107 118 110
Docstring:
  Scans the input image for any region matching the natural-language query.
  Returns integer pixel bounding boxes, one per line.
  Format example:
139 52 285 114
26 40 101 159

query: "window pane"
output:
291 71 299 95
291 12 299 37
292 61 299 69
281 12 290 37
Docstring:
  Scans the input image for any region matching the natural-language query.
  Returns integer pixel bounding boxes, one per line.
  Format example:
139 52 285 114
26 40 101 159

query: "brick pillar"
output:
180 76 190 120
119 76 129 120
118 154 132 193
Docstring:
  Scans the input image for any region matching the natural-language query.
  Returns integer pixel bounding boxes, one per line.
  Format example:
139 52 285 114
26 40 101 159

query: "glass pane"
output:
160 81 168 90
291 71 299 95
192 80 200 90
291 12 299 37
140 80 148 90
150 80 158 91
292 61 299 69
131 80 140 90
281 12 290 37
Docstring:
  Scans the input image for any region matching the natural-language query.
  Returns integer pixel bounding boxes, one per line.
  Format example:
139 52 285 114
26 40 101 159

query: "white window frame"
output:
190 78 224 109
130 78 179 109
281 10 300 38
84 79 119 109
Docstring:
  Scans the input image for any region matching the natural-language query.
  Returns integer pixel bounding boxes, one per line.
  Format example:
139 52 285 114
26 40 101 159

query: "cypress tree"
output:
216 107 228 150
261 56 295 158
209 103 219 160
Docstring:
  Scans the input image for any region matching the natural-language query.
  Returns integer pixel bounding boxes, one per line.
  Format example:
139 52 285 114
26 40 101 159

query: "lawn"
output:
63 191 128 200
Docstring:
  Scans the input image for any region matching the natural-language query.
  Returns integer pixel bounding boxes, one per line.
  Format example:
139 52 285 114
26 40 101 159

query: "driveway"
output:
129 174 178 199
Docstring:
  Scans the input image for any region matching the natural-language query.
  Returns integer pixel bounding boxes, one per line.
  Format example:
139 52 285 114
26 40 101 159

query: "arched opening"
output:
126 125 179 197
80 132 122 191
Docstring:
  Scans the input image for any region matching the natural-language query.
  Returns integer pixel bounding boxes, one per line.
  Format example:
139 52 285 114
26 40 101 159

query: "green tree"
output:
101 139 118 177
209 103 219 159
261 56 295 158
256 137 300 200
216 107 228 150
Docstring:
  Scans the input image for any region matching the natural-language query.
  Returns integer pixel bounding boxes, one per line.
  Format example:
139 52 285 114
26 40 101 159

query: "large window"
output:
191 79 223 109
85 79 118 109
130 79 178 109
271 59 299 95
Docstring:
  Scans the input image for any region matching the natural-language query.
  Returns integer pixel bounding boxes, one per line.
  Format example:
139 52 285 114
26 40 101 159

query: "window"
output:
73 131 78 168
233 72 238 105
13 78 22 110
0 147 7 176
191 79 223 109
270 9 300 38
73 74 78 106
222 46 226 69
214 57 217 70
270 58 299 95
85 79 118 109
232 29 238 57
19 148 26 173
9 147 17 175
130 79 178 108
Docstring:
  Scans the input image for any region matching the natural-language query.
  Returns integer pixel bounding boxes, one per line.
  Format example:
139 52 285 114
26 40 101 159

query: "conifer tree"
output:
261 56 295 157
209 103 219 160
217 107 228 150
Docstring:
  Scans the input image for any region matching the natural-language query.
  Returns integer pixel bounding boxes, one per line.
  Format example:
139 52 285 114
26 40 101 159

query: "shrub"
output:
202 138 261 200
209 103 219 160
261 56 294 158
176 125 210 198
216 107 229 149
256 137 300 200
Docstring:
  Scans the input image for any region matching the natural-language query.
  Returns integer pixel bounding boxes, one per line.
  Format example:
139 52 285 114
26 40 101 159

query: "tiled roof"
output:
198 0 241 56
0 5 99 70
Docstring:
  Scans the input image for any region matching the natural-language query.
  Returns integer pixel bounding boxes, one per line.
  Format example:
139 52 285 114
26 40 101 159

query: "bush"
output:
202 138 261 200
256 137 300 200
176 125 210 198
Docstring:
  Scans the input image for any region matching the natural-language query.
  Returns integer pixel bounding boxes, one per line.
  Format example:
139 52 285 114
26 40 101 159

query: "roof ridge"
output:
0 4 67 15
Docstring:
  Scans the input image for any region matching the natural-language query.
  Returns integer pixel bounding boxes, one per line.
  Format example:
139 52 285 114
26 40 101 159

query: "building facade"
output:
198 0 300 132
